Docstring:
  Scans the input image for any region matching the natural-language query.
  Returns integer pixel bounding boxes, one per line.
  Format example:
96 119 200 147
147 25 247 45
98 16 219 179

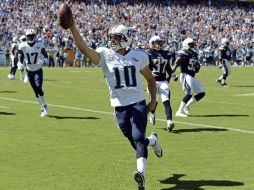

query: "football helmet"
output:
25 29 37 44
182 38 195 50
149 35 162 50
221 38 229 47
108 25 132 51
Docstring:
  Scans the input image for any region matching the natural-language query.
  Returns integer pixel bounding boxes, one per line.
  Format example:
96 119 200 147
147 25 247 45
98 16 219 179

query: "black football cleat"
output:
134 171 145 190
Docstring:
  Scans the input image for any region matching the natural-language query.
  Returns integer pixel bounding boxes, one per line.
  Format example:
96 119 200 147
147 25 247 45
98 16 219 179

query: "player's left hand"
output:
147 101 156 113
171 73 178 81
17 62 24 71
194 62 201 73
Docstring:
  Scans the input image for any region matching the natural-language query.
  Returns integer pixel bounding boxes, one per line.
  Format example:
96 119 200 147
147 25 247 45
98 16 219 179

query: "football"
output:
58 3 73 30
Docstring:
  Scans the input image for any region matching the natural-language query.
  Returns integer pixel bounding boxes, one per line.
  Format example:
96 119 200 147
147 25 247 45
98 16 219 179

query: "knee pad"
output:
182 94 192 103
194 92 205 101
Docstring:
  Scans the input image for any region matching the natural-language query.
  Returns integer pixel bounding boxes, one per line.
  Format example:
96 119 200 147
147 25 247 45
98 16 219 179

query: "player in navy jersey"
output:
67 19 163 190
216 38 232 87
172 38 205 117
18 28 49 117
7 37 19 80
146 35 178 131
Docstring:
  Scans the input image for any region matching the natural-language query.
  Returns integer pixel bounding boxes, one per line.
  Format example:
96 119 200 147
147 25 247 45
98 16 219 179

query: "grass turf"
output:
0 66 253 190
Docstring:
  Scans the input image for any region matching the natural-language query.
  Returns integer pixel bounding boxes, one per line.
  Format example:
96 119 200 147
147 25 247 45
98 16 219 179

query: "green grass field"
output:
0 66 253 190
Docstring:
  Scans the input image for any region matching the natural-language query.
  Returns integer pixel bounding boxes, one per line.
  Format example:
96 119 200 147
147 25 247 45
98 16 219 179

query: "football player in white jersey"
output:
18 29 49 117
7 37 19 80
67 20 163 190
18 35 29 83
172 38 205 117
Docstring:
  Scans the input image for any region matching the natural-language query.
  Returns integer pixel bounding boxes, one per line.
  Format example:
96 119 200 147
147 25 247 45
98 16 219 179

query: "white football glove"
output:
17 62 24 71
171 73 178 81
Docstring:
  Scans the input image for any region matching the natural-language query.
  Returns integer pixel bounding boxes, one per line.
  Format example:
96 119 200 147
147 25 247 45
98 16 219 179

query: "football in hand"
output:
58 3 73 30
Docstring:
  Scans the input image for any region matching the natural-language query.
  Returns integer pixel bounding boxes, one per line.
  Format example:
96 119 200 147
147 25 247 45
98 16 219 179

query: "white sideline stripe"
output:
203 100 254 107
45 84 254 107
157 119 254 135
0 96 253 135
236 93 254 96
0 97 113 115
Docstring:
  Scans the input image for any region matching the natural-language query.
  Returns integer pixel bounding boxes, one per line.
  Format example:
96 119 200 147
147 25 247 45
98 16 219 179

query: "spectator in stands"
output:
56 45 64 67
5 48 10 66
48 45 55 68
73 46 81 68
0 0 254 67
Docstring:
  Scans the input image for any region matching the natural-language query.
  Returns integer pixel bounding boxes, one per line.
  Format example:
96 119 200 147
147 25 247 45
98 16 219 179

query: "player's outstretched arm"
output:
69 22 100 65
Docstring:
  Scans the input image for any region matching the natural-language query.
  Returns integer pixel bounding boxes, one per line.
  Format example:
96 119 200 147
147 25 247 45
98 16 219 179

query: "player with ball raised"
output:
58 3 163 190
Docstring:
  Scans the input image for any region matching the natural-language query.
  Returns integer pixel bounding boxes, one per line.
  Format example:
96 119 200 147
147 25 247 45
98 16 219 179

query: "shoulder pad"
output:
133 48 147 55
96 46 108 53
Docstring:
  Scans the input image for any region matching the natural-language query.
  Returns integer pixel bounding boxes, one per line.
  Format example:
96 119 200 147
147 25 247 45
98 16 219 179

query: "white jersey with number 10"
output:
97 47 149 107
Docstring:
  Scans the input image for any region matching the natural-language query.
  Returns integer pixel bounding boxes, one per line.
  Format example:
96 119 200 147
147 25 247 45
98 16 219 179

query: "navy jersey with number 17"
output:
147 49 173 81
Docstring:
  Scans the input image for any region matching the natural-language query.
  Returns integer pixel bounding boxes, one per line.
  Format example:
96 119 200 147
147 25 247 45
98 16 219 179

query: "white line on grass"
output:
156 119 254 135
203 100 254 107
46 83 254 107
236 93 254 96
0 96 253 135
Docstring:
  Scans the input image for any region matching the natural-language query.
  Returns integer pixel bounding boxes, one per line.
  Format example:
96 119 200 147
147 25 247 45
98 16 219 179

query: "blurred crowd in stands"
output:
1 0 254 67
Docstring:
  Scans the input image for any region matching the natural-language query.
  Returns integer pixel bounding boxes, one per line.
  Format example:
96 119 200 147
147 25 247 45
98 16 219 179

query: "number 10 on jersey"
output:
113 66 137 89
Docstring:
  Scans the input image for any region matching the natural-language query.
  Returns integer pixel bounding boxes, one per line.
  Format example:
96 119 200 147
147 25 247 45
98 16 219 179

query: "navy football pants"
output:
114 100 149 159
27 68 44 98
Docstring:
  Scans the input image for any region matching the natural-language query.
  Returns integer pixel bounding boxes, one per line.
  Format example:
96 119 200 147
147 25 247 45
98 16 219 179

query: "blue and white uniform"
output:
178 49 204 95
219 45 232 76
146 49 176 126
97 47 148 107
18 39 48 117
97 47 150 159
147 49 174 102
19 40 45 72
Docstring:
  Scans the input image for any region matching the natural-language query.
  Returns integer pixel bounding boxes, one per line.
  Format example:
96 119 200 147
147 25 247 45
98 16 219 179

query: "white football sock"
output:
147 135 156 146
137 157 147 176
186 97 197 108
37 97 43 109
40 95 47 107
178 101 186 112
